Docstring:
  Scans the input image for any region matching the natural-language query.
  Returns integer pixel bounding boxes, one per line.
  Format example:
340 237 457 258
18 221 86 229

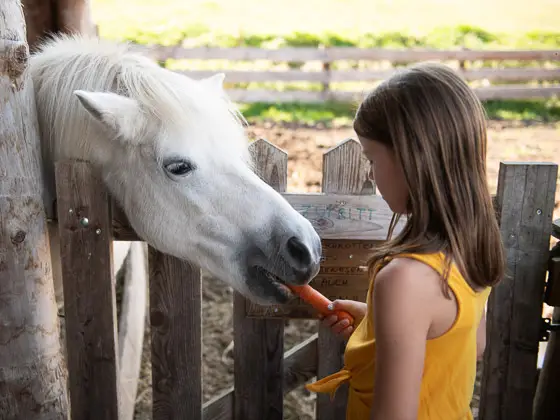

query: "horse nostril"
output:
286 236 312 267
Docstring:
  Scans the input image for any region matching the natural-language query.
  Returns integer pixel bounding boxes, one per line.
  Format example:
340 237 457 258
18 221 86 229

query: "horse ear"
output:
201 73 225 92
74 90 146 143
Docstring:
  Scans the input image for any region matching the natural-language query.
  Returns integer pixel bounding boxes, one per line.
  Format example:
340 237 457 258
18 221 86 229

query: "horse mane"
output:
31 33 248 165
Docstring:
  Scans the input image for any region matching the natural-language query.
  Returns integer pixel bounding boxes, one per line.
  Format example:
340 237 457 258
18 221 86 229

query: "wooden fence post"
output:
479 162 558 420
316 138 375 419
55 161 119 419
148 249 202 419
0 1 69 418
233 139 287 419
22 0 96 49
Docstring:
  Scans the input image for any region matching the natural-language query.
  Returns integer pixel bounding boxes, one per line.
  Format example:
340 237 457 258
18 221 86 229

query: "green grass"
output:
239 99 560 126
484 98 560 122
91 0 560 123
239 102 357 126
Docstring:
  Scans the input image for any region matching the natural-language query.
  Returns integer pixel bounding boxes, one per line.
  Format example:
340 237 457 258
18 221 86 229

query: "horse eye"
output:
164 159 195 177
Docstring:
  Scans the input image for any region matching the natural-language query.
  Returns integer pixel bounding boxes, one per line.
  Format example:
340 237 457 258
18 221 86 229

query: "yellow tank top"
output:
306 252 490 419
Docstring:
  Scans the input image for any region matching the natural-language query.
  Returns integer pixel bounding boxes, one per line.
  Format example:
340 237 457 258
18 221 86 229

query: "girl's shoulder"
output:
372 255 446 310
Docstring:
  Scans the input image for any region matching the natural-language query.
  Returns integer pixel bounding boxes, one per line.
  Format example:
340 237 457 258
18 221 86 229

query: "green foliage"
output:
238 99 560 126
102 24 560 51
484 98 560 122
238 102 357 125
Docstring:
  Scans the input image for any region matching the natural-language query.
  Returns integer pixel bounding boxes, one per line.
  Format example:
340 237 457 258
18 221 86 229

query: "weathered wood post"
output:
315 138 375 419
233 139 287 420
0 1 69 418
22 0 96 49
479 162 558 420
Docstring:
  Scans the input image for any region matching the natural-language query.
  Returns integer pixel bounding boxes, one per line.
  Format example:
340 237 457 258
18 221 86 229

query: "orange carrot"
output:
288 284 354 325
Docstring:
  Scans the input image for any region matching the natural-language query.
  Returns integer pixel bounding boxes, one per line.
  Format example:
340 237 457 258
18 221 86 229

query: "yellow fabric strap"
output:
305 369 352 400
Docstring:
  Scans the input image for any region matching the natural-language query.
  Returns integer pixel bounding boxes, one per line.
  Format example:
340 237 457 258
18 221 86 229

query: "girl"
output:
306 62 505 420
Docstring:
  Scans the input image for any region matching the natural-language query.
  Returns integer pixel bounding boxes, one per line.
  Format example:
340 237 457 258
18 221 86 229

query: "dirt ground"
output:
133 120 560 419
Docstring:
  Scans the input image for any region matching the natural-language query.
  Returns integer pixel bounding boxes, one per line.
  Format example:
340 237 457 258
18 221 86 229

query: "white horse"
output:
30 34 322 308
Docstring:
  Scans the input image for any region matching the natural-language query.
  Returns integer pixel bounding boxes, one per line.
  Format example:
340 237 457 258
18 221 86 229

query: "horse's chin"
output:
243 265 299 305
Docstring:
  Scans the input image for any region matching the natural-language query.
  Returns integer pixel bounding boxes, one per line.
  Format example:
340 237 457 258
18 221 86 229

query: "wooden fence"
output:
133 45 560 102
50 137 559 420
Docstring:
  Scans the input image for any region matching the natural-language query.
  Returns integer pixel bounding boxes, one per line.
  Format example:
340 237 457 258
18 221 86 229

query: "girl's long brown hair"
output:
354 62 505 292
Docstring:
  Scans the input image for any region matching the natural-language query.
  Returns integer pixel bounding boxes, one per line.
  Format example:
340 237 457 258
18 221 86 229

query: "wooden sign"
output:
281 193 405 240
246 240 377 319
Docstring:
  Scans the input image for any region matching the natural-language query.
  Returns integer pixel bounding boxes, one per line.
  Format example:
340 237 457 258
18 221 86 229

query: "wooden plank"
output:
149 248 202 419
334 68 560 83
0 4 69 415
317 138 374 419
117 242 147 420
283 333 319 391
459 68 560 82
220 86 560 103
54 160 119 420
202 333 319 420
282 193 403 239
320 239 381 267
233 139 286 420
181 69 332 83
534 303 560 420
180 68 560 84
475 86 560 100
226 89 358 103
203 388 233 420
479 162 559 420
136 45 560 63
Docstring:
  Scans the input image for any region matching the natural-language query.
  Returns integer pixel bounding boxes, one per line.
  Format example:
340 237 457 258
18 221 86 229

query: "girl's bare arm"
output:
370 259 437 420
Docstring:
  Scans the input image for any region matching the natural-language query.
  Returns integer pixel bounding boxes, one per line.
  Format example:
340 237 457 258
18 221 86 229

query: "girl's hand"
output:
319 299 367 340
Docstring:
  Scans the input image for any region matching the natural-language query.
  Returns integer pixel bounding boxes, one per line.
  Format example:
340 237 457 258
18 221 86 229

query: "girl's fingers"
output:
341 326 354 340
331 318 351 334
321 314 338 327
330 299 364 319
320 313 355 339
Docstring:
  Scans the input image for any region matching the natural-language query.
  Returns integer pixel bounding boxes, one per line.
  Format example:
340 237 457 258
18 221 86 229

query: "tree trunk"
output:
0 1 69 419
22 0 95 50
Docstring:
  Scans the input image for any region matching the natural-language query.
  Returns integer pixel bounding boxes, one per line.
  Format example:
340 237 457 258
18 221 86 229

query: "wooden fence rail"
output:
51 137 558 420
135 45 560 62
132 45 560 102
